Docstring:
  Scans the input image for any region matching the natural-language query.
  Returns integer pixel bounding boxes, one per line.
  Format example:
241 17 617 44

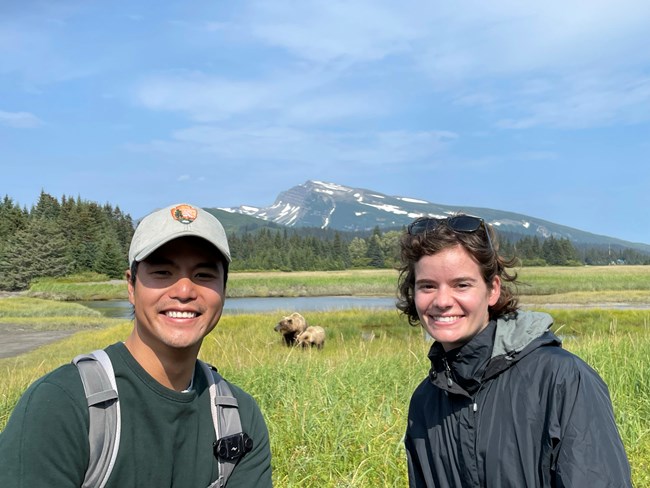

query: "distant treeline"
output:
0 192 134 290
1 192 648 291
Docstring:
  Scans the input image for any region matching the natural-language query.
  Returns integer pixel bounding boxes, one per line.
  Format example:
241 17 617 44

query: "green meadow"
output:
24 265 650 304
1 266 649 486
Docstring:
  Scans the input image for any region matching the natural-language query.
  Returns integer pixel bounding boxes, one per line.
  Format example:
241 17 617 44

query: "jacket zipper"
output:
442 356 453 387
472 384 483 412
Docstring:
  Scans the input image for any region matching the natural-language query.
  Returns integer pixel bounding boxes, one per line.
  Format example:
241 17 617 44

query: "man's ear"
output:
126 269 135 306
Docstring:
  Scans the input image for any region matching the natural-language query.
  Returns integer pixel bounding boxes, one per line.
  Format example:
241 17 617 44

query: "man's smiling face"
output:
127 236 226 355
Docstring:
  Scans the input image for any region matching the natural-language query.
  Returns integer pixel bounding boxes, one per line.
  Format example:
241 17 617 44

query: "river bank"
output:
0 324 76 359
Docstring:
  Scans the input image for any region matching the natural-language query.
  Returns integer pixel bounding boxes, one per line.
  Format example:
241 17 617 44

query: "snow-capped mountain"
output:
222 180 440 229
219 180 650 252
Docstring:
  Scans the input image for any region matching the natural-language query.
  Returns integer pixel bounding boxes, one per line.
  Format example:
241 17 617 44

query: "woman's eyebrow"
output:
415 275 477 283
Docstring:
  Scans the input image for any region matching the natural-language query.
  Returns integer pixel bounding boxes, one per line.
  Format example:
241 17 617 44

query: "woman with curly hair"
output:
397 214 631 488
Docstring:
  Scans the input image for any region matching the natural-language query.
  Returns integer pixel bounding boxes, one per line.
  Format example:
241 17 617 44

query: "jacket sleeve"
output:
552 357 632 488
405 430 430 488
224 384 273 488
404 380 446 488
0 371 89 488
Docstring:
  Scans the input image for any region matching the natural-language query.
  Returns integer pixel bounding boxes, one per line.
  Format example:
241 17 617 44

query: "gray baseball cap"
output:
128 203 231 266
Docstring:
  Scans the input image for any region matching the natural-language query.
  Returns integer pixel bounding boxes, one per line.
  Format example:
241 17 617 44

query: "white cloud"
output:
128 0 650 132
0 3 109 86
281 93 387 124
134 70 390 125
135 74 274 122
497 74 650 129
0 110 42 128
134 125 457 167
242 0 418 64
237 0 650 76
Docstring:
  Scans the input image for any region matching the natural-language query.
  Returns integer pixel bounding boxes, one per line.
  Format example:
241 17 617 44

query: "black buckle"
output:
214 433 254 461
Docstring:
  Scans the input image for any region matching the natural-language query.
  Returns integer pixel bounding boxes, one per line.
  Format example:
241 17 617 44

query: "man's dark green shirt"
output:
0 342 273 487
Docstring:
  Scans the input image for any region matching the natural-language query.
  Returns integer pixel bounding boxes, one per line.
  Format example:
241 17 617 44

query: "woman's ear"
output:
489 275 501 306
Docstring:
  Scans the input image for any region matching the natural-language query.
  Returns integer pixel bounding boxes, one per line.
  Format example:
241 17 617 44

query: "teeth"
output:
166 311 197 319
434 316 461 323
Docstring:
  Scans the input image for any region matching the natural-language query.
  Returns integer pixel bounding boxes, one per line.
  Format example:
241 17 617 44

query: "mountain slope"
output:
219 180 650 253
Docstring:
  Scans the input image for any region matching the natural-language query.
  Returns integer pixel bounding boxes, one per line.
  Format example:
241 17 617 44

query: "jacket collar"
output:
427 320 496 397
427 311 560 397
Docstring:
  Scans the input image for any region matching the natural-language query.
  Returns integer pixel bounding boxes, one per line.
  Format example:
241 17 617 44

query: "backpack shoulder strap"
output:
199 360 253 488
73 349 121 488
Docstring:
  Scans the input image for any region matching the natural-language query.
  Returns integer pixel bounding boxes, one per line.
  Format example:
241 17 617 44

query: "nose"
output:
432 286 453 309
169 276 198 301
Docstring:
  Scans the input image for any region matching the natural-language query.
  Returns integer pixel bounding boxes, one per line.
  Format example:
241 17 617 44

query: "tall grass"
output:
566 334 650 486
227 270 398 298
26 280 128 300
515 265 650 295
0 297 103 318
0 297 122 331
1 309 648 486
22 265 650 302
540 308 650 335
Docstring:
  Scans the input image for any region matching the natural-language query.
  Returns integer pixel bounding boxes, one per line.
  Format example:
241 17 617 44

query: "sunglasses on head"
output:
407 215 493 251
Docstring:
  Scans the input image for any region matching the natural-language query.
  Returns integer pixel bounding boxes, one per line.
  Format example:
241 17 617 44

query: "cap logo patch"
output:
170 204 198 224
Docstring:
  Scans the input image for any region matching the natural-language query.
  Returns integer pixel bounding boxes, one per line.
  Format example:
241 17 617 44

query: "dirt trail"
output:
0 324 76 359
0 292 82 359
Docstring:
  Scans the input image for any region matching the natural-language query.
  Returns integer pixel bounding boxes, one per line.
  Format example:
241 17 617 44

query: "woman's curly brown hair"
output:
396 215 520 326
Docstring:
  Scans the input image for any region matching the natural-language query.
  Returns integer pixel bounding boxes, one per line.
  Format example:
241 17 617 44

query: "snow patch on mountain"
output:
229 205 259 215
359 201 410 215
398 197 430 204
313 181 351 193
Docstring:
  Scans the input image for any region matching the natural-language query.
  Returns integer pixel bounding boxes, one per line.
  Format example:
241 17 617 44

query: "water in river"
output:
79 296 398 319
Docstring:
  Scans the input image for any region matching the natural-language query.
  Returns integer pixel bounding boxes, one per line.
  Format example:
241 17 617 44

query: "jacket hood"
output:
492 311 557 359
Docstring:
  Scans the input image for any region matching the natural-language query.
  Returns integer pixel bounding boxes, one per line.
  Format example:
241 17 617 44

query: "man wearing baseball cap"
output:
0 203 273 487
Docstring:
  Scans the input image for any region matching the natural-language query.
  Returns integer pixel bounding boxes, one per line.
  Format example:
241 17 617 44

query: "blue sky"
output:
2 0 650 245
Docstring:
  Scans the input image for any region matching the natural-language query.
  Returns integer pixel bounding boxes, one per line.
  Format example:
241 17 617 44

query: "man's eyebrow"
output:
195 262 221 270
143 257 220 269
144 256 173 265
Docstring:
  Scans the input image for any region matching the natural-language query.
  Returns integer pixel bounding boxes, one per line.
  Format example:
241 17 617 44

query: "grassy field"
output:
1 266 649 486
22 265 650 304
0 310 648 486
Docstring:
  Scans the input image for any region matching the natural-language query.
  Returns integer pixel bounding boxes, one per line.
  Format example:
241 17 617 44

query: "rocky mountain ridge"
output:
219 180 650 253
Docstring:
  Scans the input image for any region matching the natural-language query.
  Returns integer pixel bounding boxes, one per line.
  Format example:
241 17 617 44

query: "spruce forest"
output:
0 192 648 291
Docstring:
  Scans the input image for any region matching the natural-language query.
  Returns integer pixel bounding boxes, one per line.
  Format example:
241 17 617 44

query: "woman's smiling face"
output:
414 244 501 351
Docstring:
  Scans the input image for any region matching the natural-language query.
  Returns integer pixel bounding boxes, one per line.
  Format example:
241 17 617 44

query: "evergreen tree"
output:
379 230 401 268
0 196 28 252
64 202 103 272
94 236 128 278
541 236 580 266
366 234 384 268
348 237 369 268
0 218 71 290
31 190 61 220
332 231 351 268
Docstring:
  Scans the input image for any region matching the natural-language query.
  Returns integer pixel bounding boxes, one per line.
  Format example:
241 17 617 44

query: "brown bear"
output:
274 312 308 346
296 326 326 349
